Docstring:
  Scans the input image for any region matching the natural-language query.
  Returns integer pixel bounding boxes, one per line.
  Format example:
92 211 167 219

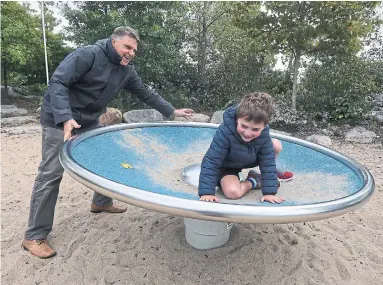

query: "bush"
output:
299 57 377 121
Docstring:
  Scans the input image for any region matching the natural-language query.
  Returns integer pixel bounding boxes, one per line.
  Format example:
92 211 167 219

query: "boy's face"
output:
236 117 265 142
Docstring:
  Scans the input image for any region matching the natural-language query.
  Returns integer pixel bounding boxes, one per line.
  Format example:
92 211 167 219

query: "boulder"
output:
123 109 163 123
306 134 332 146
345 126 377 143
210 111 225 124
1 107 28 118
1 125 41 135
1 105 17 109
1 116 38 127
99 107 123 125
174 113 210 123
1 86 19 97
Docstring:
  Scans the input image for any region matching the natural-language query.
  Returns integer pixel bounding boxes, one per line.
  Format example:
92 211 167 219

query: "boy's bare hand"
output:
261 195 285 204
200 195 219 202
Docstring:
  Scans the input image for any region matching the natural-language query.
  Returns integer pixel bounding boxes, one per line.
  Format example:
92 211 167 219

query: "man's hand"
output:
261 195 285 204
63 119 81 141
200 195 219 202
173 108 194 119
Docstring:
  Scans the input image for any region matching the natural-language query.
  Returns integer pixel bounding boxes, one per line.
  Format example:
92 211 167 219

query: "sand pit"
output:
1 131 382 284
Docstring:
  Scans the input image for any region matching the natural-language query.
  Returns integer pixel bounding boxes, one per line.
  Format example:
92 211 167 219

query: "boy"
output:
198 92 291 204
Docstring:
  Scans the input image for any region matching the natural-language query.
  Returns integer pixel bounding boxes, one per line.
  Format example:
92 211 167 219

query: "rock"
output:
1 116 38 127
370 110 383 124
123 109 163 123
1 125 41 135
1 108 28 118
1 86 41 100
1 86 19 97
1 105 17 109
174 113 210 123
345 126 377 143
99 107 123 125
306 134 332 146
210 111 225 124
320 129 334 136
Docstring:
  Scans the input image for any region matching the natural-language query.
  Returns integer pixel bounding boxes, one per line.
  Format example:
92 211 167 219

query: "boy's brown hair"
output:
236 92 274 124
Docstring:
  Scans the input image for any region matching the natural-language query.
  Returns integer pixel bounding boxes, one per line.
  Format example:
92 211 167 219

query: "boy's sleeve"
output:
198 126 230 197
125 67 175 118
48 48 95 126
258 136 278 195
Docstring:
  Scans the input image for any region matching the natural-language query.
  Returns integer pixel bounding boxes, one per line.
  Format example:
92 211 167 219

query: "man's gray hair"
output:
112 26 140 41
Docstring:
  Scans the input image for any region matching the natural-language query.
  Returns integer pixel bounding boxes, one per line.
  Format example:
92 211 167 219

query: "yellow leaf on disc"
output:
121 163 133 169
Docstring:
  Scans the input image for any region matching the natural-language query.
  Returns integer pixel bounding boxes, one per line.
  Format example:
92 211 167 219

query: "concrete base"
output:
184 218 233 250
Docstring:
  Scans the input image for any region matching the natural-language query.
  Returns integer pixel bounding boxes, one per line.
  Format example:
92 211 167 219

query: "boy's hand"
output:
200 195 219 202
261 195 285 204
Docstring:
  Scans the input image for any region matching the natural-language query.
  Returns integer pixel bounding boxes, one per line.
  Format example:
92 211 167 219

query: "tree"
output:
60 2 284 112
1 2 41 95
299 56 378 121
234 1 381 111
1 1 71 97
61 1 192 109
180 2 278 110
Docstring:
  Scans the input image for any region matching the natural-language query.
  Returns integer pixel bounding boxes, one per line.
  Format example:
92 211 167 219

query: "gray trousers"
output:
25 125 113 240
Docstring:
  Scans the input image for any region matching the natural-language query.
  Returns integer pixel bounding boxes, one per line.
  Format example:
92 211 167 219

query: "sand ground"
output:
1 132 383 285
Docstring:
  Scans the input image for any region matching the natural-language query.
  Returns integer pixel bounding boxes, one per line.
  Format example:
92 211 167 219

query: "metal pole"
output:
41 1 49 86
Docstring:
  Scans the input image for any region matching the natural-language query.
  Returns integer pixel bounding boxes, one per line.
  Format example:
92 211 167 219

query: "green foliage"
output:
299 57 377 121
62 1 192 110
233 1 382 110
1 2 71 91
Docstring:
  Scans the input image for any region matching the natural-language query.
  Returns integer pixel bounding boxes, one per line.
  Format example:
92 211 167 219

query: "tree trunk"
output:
199 2 208 81
1 62 9 100
197 2 209 104
292 50 301 111
286 54 293 80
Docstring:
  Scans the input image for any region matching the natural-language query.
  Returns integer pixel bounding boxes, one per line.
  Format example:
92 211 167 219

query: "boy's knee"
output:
272 138 282 154
224 188 242 199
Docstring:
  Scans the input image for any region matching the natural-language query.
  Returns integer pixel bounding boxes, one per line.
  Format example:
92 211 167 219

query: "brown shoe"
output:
22 239 57 259
91 204 127 213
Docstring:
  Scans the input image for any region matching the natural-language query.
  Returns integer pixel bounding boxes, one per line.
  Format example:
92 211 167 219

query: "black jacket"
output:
40 38 175 128
198 106 278 196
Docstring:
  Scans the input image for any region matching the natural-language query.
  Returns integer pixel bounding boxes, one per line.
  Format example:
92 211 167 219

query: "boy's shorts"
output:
217 168 242 187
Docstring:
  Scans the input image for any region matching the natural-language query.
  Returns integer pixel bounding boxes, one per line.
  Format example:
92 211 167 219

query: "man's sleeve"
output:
198 127 230 197
125 67 175 118
258 135 278 195
48 48 95 126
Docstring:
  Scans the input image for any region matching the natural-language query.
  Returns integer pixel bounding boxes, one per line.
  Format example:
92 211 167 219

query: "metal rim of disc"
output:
59 122 375 224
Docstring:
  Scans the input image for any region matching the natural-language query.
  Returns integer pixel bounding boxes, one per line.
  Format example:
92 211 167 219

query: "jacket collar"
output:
105 38 123 65
223 106 246 143
95 38 122 66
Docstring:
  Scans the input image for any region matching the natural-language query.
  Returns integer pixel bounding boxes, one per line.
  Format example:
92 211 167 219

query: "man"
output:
22 26 193 258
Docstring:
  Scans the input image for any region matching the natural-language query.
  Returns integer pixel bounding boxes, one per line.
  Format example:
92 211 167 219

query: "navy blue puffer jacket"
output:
198 106 278 196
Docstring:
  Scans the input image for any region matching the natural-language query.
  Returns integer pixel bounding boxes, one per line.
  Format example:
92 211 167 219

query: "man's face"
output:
112 35 138 66
236 117 265 142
